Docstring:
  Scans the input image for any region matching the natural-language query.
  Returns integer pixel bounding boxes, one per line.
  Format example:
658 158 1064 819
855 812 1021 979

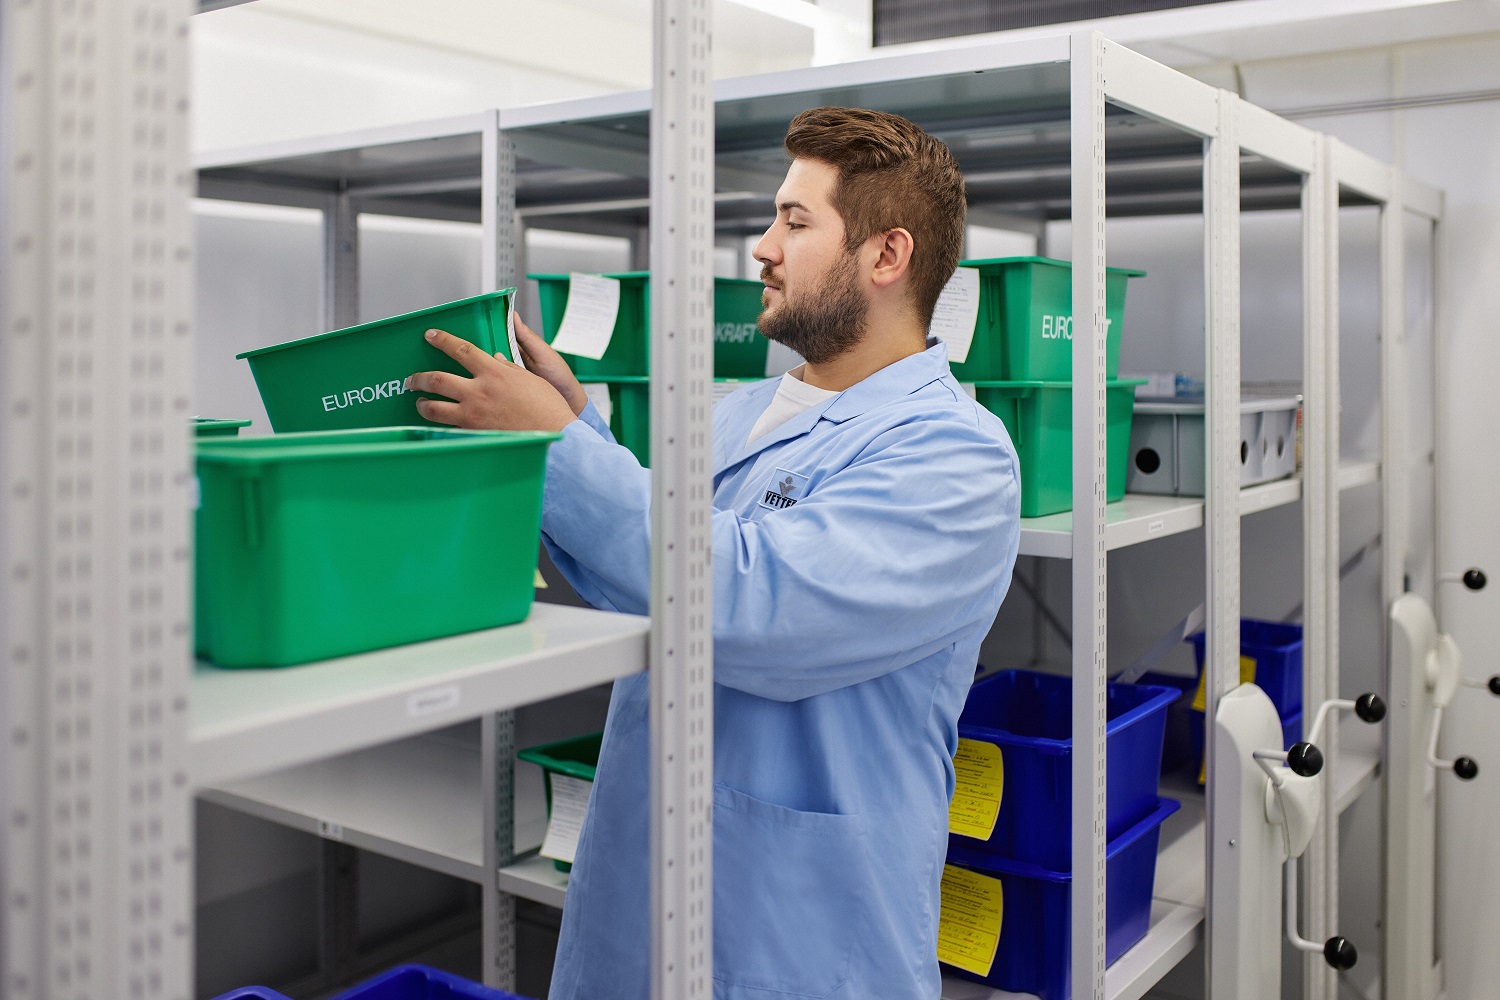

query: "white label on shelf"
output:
549 273 620 361
318 820 345 841
1148 519 1166 534
540 774 594 866
407 684 460 718
928 266 980 364
583 383 614 426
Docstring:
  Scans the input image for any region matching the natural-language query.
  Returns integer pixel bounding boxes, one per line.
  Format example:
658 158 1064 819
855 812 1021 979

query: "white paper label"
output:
583 383 614 426
540 774 594 865
406 685 460 718
549 273 621 361
506 294 524 369
929 267 981 364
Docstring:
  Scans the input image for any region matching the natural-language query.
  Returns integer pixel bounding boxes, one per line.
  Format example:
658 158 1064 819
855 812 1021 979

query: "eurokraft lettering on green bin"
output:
947 257 1144 383
237 288 515 433
972 379 1146 518
194 427 558 668
531 272 769 378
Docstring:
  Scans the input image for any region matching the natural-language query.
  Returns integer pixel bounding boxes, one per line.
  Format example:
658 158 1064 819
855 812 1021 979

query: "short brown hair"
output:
784 107 966 327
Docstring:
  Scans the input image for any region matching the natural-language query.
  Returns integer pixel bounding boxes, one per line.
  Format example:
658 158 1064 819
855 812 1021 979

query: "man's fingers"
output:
425 328 496 376
415 397 464 426
405 369 469 399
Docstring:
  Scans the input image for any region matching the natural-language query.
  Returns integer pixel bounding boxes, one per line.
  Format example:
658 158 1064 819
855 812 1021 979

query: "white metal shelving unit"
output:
3 5 1442 998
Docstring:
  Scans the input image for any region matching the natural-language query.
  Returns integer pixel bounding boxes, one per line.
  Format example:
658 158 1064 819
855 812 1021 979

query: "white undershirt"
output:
746 369 839 445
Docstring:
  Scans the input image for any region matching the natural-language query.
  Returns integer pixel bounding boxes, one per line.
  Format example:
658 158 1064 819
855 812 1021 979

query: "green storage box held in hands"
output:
194 427 558 668
238 289 516 433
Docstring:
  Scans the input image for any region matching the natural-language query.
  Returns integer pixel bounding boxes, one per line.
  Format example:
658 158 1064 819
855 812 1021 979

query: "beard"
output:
758 254 867 365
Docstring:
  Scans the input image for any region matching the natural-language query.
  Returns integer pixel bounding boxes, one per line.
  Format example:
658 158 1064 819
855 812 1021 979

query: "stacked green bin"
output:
237 289 516 433
974 380 1146 518
531 273 768 378
517 732 604 872
193 418 253 437
192 418 251 660
579 376 766 468
947 257 1143 383
194 427 558 667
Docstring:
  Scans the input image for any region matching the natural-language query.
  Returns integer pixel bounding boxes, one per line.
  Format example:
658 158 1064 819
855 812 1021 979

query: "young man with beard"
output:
407 107 1020 999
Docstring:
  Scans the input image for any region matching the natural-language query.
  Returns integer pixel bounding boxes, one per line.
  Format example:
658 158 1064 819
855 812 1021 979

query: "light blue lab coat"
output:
541 339 1020 1000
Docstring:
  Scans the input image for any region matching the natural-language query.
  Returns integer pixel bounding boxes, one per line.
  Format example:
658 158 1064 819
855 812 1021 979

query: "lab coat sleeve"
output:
541 412 1021 700
578 397 615 442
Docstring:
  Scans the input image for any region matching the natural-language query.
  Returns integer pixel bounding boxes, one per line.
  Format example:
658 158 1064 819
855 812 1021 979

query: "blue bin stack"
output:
941 669 1180 1000
1186 618 1305 779
212 964 532 1000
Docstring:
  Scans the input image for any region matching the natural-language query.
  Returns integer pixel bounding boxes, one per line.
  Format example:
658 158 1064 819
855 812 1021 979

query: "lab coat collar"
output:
715 337 951 477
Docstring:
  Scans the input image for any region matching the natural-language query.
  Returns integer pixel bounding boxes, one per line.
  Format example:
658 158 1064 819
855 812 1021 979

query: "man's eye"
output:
786 222 804 230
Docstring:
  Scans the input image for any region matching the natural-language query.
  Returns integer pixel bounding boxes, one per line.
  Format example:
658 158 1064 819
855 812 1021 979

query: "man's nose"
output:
752 224 779 267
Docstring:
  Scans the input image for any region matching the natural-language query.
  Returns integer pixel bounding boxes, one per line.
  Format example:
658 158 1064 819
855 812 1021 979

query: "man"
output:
408 107 1020 999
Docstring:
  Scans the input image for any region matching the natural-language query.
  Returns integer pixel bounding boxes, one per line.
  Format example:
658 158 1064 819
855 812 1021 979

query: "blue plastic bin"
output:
944 798 1181 1000
333 965 531 1000
951 669 1179 869
1129 671 1198 775
1189 704 1303 783
1188 618 1304 717
210 989 293 1000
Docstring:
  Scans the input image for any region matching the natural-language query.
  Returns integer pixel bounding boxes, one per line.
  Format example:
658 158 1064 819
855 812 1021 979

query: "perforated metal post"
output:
1298 133 1336 1000
650 1 714 998
1069 32 1108 1000
478 115 521 990
1204 88 1243 1000
1 0 196 997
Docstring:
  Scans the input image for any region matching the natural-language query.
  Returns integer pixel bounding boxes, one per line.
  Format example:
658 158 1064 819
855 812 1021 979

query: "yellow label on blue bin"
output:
949 738 1004 840
1191 655 1258 712
938 864 1004 977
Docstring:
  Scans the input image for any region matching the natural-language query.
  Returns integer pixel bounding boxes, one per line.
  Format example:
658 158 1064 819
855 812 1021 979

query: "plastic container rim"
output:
957 677 1181 756
1134 395 1303 415
235 287 516 360
946 797 1181 880
195 427 560 466
957 254 1147 278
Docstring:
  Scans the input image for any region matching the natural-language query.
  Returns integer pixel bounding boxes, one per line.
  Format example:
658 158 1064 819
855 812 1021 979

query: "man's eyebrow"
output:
778 200 808 214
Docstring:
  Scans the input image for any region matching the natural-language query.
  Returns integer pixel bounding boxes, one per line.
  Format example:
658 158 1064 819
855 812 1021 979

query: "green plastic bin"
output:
193 418 252 437
947 257 1144 383
237 289 516 433
579 377 768 467
531 273 768 378
194 427 558 668
517 732 603 872
974 379 1146 517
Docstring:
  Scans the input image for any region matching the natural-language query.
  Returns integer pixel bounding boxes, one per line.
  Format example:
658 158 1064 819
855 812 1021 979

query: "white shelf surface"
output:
1333 717 1383 815
1019 463 1378 559
191 603 648 788
497 852 572 911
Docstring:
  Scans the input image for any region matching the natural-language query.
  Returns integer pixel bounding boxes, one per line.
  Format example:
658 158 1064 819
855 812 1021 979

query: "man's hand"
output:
513 316 589 417
407 328 578 433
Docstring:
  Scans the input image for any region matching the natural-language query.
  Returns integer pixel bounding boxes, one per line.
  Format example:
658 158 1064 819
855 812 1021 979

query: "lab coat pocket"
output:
712 783 868 999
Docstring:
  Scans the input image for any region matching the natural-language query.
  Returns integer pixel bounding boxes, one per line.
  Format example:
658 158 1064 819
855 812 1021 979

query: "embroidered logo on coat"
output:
759 468 809 511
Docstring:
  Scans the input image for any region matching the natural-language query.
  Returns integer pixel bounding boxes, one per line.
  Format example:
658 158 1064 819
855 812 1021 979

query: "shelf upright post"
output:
479 111 522 991
1069 31 1109 1000
323 190 359 329
1297 130 1336 1000
1 0 197 997
1204 88 1244 1000
649 0 715 997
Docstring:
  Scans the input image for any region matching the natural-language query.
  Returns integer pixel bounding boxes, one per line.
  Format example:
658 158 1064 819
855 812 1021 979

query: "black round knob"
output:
1454 757 1479 781
1355 693 1387 724
1488 676 1500 698
1288 742 1324 777
1324 936 1358 970
1463 568 1487 591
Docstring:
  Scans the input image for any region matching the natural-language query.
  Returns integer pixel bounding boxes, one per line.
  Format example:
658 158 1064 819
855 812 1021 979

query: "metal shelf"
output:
1333 717 1383 816
191 603 648 788
497 853 571 911
1017 463 1377 559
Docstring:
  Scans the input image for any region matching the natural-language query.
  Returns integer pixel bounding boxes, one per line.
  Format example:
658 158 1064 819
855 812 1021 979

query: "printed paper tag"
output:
583 383 614 426
539 774 594 865
929 267 981 364
1191 655 1258 712
949 738 1004 840
938 864 1004 977
549 273 620 361
506 294 524 369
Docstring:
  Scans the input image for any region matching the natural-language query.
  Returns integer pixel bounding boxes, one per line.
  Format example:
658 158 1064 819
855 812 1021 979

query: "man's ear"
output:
869 227 914 290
